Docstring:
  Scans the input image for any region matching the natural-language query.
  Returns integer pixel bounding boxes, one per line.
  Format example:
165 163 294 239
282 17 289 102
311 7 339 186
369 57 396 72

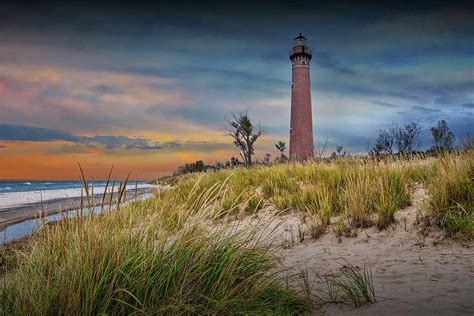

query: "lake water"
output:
1 192 153 244
0 180 148 193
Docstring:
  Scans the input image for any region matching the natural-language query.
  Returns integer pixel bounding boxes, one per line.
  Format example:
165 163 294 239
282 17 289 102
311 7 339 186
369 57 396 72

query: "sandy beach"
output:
225 185 474 315
0 184 158 230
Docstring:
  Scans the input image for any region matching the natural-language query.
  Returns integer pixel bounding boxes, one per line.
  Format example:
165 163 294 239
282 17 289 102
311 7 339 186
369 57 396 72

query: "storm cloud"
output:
0 124 166 150
0 0 473 157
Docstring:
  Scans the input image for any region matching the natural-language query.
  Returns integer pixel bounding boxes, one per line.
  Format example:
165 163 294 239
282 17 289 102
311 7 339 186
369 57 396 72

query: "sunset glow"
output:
1 3 473 179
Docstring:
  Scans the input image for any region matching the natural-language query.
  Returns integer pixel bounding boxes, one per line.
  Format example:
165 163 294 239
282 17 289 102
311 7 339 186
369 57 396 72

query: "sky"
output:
0 1 473 180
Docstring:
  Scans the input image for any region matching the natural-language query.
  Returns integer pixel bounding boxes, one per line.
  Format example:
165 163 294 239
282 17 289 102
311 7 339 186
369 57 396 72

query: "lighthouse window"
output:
302 60 306 65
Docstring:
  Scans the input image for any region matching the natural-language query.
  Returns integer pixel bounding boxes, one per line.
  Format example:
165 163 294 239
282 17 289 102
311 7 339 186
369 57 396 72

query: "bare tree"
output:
225 112 262 166
372 129 395 156
314 138 328 158
371 122 420 156
394 122 421 155
430 120 455 151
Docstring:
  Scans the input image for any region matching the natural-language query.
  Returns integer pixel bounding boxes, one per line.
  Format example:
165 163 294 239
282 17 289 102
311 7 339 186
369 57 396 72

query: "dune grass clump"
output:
341 164 410 229
1 214 310 315
331 263 376 307
306 214 327 239
373 171 411 229
1 171 313 315
422 151 473 237
273 190 292 211
342 169 374 227
302 263 376 308
332 218 354 242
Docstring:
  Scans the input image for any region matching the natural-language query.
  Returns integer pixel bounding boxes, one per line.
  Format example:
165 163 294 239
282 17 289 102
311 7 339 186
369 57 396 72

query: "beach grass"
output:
142 155 416 232
1 193 311 315
1 150 472 314
147 151 471 236
420 152 473 238
331 263 376 307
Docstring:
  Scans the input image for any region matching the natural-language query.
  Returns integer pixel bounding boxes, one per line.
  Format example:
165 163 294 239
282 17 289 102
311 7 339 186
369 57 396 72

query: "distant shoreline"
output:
0 186 158 231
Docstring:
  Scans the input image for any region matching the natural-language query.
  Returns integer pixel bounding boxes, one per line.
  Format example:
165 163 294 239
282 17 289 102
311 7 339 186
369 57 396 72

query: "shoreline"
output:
0 186 158 231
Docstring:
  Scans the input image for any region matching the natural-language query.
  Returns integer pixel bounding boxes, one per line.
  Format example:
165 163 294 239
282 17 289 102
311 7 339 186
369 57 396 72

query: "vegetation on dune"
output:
330 263 376 307
421 152 473 238
430 120 456 152
2 226 310 314
1 89 472 315
149 150 472 237
147 156 415 233
369 121 421 156
151 150 473 239
225 111 263 166
2 150 472 315
1 186 311 315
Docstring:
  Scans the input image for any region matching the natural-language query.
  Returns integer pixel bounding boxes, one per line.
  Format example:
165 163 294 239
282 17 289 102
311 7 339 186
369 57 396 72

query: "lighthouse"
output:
289 33 313 159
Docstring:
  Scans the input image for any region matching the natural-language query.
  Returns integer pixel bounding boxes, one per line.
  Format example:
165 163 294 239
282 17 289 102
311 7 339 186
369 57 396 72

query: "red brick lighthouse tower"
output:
289 33 313 159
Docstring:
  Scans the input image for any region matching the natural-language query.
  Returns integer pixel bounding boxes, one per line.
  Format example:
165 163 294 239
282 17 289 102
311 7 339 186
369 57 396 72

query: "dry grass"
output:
141 151 471 237
146 155 418 234
420 152 473 238
1 181 311 315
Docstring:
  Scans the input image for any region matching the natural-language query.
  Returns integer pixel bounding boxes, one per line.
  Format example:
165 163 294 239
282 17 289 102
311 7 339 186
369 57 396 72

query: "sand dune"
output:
226 185 474 315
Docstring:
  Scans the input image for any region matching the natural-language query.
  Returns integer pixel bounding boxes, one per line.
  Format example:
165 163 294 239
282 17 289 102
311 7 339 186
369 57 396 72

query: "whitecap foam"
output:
0 183 156 210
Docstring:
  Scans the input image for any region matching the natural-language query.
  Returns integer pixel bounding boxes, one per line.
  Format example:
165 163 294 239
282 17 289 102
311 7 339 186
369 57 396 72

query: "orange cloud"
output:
31 67 62 83
0 140 233 180
0 136 284 180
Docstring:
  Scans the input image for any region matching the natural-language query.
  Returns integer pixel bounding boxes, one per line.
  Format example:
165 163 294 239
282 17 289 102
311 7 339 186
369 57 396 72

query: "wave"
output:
23 182 32 185
0 187 11 191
